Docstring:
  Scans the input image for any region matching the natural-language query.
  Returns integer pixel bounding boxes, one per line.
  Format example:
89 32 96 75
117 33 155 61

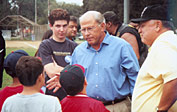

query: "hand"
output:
46 73 61 93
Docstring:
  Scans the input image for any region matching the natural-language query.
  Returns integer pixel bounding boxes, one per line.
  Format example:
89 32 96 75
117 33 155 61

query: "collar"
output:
148 30 173 53
115 23 122 36
67 93 88 97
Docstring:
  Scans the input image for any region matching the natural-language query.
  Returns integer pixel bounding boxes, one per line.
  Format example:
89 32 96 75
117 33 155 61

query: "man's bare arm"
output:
158 78 177 111
44 63 63 78
121 33 140 60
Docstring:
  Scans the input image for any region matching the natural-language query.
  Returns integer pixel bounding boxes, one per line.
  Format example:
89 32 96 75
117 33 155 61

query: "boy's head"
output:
4 50 29 78
15 56 44 86
60 64 85 96
48 8 70 26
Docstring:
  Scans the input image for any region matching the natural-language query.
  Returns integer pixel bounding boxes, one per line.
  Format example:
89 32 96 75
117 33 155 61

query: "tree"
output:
0 0 13 20
1 0 176 27
56 2 82 17
82 0 177 27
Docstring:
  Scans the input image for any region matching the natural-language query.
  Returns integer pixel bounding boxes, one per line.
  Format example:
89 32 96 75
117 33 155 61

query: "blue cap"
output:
4 50 29 77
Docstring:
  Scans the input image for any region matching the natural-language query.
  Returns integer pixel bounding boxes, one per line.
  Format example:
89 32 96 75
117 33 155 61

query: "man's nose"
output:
59 26 64 31
73 27 77 31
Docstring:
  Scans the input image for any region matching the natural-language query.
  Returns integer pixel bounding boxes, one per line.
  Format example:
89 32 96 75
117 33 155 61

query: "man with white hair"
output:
70 11 139 112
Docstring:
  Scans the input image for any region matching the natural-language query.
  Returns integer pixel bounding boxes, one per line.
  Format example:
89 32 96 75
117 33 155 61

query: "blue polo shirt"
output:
71 32 139 101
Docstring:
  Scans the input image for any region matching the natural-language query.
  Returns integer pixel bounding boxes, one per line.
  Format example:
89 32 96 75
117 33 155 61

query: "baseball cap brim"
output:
131 18 150 23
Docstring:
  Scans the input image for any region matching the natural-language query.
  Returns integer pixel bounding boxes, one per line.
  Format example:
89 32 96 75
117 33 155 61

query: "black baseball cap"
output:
4 50 29 77
131 5 171 23
59 64 85 96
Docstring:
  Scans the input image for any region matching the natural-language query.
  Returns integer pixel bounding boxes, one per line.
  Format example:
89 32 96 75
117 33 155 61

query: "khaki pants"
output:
105 98 131 112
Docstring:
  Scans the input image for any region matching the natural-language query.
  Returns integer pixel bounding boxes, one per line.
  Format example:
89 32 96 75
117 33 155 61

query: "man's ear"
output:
155 20 162 32
100 22 106 31
84 78 88 85
38 73 44 83
107 21 112 28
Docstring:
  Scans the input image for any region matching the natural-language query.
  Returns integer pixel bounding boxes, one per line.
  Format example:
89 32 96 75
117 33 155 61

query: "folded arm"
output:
157 78 177 111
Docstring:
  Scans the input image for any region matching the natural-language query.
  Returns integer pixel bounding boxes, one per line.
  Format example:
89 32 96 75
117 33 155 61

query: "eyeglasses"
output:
80 24 100 33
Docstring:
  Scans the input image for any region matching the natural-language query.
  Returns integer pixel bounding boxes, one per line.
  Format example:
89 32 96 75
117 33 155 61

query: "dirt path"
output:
5 40 41 49
5 40 84 49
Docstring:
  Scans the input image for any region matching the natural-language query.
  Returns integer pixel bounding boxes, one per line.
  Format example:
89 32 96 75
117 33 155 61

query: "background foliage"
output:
0 0 176 26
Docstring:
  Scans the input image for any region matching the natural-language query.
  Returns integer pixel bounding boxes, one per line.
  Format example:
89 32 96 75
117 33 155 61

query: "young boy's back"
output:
2 93 60 112
59 64 109 112
1 56 61 112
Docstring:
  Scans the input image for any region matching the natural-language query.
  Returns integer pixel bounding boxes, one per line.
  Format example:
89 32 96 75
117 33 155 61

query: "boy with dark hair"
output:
0 50 29 111
37 8 77 100
60 64 109 112
1 56 62 112
48 8 70 26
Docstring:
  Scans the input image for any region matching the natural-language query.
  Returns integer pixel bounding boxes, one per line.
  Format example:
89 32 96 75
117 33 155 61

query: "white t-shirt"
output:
2 93 62 112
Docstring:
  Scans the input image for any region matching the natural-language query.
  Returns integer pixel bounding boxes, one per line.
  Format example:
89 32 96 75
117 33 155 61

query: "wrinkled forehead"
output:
80 17 97 28
69 21 77 26
80 14 95 23
139 20 157 27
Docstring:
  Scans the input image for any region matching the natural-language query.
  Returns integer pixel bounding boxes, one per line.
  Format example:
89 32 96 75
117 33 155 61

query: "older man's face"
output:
80 16 105 49
138 20 158 46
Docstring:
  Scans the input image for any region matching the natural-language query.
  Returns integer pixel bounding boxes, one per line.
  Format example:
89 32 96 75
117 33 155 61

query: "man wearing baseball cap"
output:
60 64 109 112
131 5 177 112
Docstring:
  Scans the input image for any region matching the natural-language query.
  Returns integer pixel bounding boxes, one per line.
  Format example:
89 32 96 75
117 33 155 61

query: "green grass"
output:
0 47 37 90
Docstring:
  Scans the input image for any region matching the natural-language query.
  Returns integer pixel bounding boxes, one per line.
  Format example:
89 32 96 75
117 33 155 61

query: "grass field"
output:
0 47 37 90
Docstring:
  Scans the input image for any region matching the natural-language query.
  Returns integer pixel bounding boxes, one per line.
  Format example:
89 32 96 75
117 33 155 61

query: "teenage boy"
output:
37 8 77 101
60 64 109 112
1 56 62 112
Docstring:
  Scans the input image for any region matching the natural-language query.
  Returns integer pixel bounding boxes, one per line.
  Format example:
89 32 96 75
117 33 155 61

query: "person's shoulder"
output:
74 41 87 51
41 38 52 44
4 93 19 102
39 38 52 48
0 86 22 93
0 86 8 93
40 94 59 100
65 39 78 46
108 34 129 45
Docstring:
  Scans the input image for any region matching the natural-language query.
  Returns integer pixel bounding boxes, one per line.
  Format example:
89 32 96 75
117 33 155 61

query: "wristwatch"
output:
156 107 168 112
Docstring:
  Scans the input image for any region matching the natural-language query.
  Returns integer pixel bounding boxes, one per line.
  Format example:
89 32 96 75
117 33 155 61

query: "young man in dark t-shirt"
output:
37 8 77 101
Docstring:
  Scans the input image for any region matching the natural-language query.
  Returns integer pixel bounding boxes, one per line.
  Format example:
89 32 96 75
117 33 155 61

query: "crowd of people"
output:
0 4 176 112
